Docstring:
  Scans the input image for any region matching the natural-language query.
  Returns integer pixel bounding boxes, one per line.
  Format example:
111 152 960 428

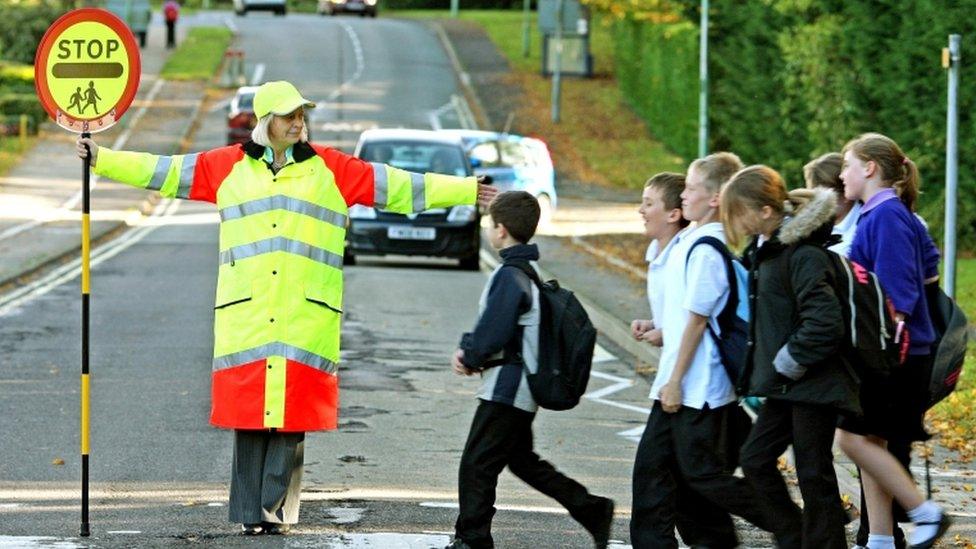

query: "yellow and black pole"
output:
80 131 92 537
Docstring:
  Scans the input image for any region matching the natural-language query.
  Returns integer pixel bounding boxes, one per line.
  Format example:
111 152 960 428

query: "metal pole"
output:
80 131 92 538
551 0 563 122
450 0 458 19
522 0 531 58
698 0 708 158
944 34 960 299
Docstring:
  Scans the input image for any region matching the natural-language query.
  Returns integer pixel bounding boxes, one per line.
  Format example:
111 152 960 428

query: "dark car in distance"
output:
318 0 377 17
347 129 481 270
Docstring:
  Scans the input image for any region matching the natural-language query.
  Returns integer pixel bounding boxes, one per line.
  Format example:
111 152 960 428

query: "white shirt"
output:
644 230 687 323
829 201 861 257
650 222 737 409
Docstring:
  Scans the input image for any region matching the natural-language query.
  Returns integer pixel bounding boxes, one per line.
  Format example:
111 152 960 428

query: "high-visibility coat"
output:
94 140 477 431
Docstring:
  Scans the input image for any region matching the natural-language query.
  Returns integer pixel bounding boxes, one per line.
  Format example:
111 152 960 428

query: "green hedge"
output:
606 0 976 251
0 1 68 65
0 93 46 134
612 18 697 163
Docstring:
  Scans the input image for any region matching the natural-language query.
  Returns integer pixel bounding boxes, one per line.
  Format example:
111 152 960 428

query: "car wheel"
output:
359 11 366 16
343 250 356 266
459 253 480 271
276 6 285 15
369 10 376 17
536 193 553 229
236 8 245 15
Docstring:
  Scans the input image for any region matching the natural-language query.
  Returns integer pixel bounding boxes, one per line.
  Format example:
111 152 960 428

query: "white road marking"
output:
0 199 181 318
251 62 265 85
328 533 450 548
325 21 366 103
223 16 238 34
0 537 84 548
0 78 167 244
106 530 142 534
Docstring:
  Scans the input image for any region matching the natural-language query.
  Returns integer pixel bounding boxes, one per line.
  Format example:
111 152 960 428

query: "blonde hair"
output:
250 113 309 147
842 132 919 211
720 165 811 248
689 151 744 194
803 152 843 194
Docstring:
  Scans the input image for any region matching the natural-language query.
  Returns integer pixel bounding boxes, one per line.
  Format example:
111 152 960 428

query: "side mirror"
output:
469 157 482 169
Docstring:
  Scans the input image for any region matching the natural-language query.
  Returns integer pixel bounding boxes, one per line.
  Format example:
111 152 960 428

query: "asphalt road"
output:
0 12 683 548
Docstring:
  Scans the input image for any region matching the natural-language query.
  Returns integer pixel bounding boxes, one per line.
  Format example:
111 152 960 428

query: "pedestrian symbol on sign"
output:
83 81 101 114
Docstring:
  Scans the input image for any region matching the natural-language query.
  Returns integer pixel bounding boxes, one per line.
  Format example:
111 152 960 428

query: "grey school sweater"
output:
459 243 541 413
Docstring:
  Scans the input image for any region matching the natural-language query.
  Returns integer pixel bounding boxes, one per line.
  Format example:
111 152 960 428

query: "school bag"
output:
505 261 596 411
685 236 750 388
781 246 908 379
925 282 969 408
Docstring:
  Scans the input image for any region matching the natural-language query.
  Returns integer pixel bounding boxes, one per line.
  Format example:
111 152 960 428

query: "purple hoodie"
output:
849 189 940 354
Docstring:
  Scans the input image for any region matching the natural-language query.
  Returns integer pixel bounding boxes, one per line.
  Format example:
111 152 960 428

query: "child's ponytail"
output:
894 157 920 212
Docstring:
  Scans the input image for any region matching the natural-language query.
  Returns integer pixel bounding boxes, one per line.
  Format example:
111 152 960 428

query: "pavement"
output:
0 9 972 546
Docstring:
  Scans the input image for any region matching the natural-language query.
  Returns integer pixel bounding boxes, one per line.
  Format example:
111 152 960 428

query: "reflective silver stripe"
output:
213 341 338 374
840 259 857 346
148 155 173 191
219 195 347 227
219 237 343 269
411 171 426 212
371 162 388 209
176 153 199 199
871 272 887 350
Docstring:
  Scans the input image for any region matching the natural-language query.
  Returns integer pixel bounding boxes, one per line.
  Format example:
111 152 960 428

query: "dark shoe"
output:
262 522 292 535
444 538 473 549
909 513 952 549
241 523 264 535
586 497 614 549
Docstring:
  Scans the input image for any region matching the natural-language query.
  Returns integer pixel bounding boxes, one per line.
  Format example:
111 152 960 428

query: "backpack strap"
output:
685 236 739 332
503 259 543 288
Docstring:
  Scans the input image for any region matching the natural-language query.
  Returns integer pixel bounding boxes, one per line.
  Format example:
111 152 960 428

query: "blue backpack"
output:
686 236 750 388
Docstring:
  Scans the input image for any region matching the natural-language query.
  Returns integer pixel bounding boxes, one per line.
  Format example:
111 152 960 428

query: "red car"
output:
226 86 258 145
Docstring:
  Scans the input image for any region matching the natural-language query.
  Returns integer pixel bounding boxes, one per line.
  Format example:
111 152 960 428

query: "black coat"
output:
740 189 861 415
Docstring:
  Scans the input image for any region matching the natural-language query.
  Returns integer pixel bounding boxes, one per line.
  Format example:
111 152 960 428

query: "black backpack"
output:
782 246 907 379
505 261 596 411
925 282 969 408
685 237 751 389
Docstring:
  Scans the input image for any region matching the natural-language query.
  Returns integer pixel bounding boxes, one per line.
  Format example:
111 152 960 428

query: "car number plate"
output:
388 226 436 241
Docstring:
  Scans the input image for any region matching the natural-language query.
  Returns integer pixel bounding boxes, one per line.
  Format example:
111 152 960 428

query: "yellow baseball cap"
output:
253 81 316 119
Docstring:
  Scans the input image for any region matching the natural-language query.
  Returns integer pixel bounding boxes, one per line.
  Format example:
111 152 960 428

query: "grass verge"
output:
160 27 234 80
390 9 684 189
0 135 36 178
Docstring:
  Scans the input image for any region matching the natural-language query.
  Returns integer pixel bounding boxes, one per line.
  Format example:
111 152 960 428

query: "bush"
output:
603 0 976 251
0 1 70 65
0 93 46 135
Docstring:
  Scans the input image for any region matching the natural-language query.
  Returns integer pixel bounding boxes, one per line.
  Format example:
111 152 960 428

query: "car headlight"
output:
348 205 377 219
365 0 376 5
447 205 477 222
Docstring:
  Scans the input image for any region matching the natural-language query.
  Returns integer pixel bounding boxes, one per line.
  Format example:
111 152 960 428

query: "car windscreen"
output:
360 141 469 177
237 92 255 111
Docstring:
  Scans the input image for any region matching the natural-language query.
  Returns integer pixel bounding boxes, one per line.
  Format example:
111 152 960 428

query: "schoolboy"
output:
630 153 774 548
631 172 691 348
447 191 615 549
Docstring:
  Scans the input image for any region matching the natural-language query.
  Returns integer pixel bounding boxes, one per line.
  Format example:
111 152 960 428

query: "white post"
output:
944 34 961 299
450 0 459 18
698 0 708 158
551 0 563 122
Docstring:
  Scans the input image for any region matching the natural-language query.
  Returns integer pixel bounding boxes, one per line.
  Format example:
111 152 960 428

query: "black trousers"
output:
630 401 773 549
165 20 176 48
739 399 847 549
455 400 606 549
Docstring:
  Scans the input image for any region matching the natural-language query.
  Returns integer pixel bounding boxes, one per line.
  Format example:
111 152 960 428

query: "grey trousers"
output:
228 430 305 525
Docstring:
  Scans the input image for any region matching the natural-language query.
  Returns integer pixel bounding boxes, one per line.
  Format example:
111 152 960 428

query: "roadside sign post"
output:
942 34 960 299
34 8 140 537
